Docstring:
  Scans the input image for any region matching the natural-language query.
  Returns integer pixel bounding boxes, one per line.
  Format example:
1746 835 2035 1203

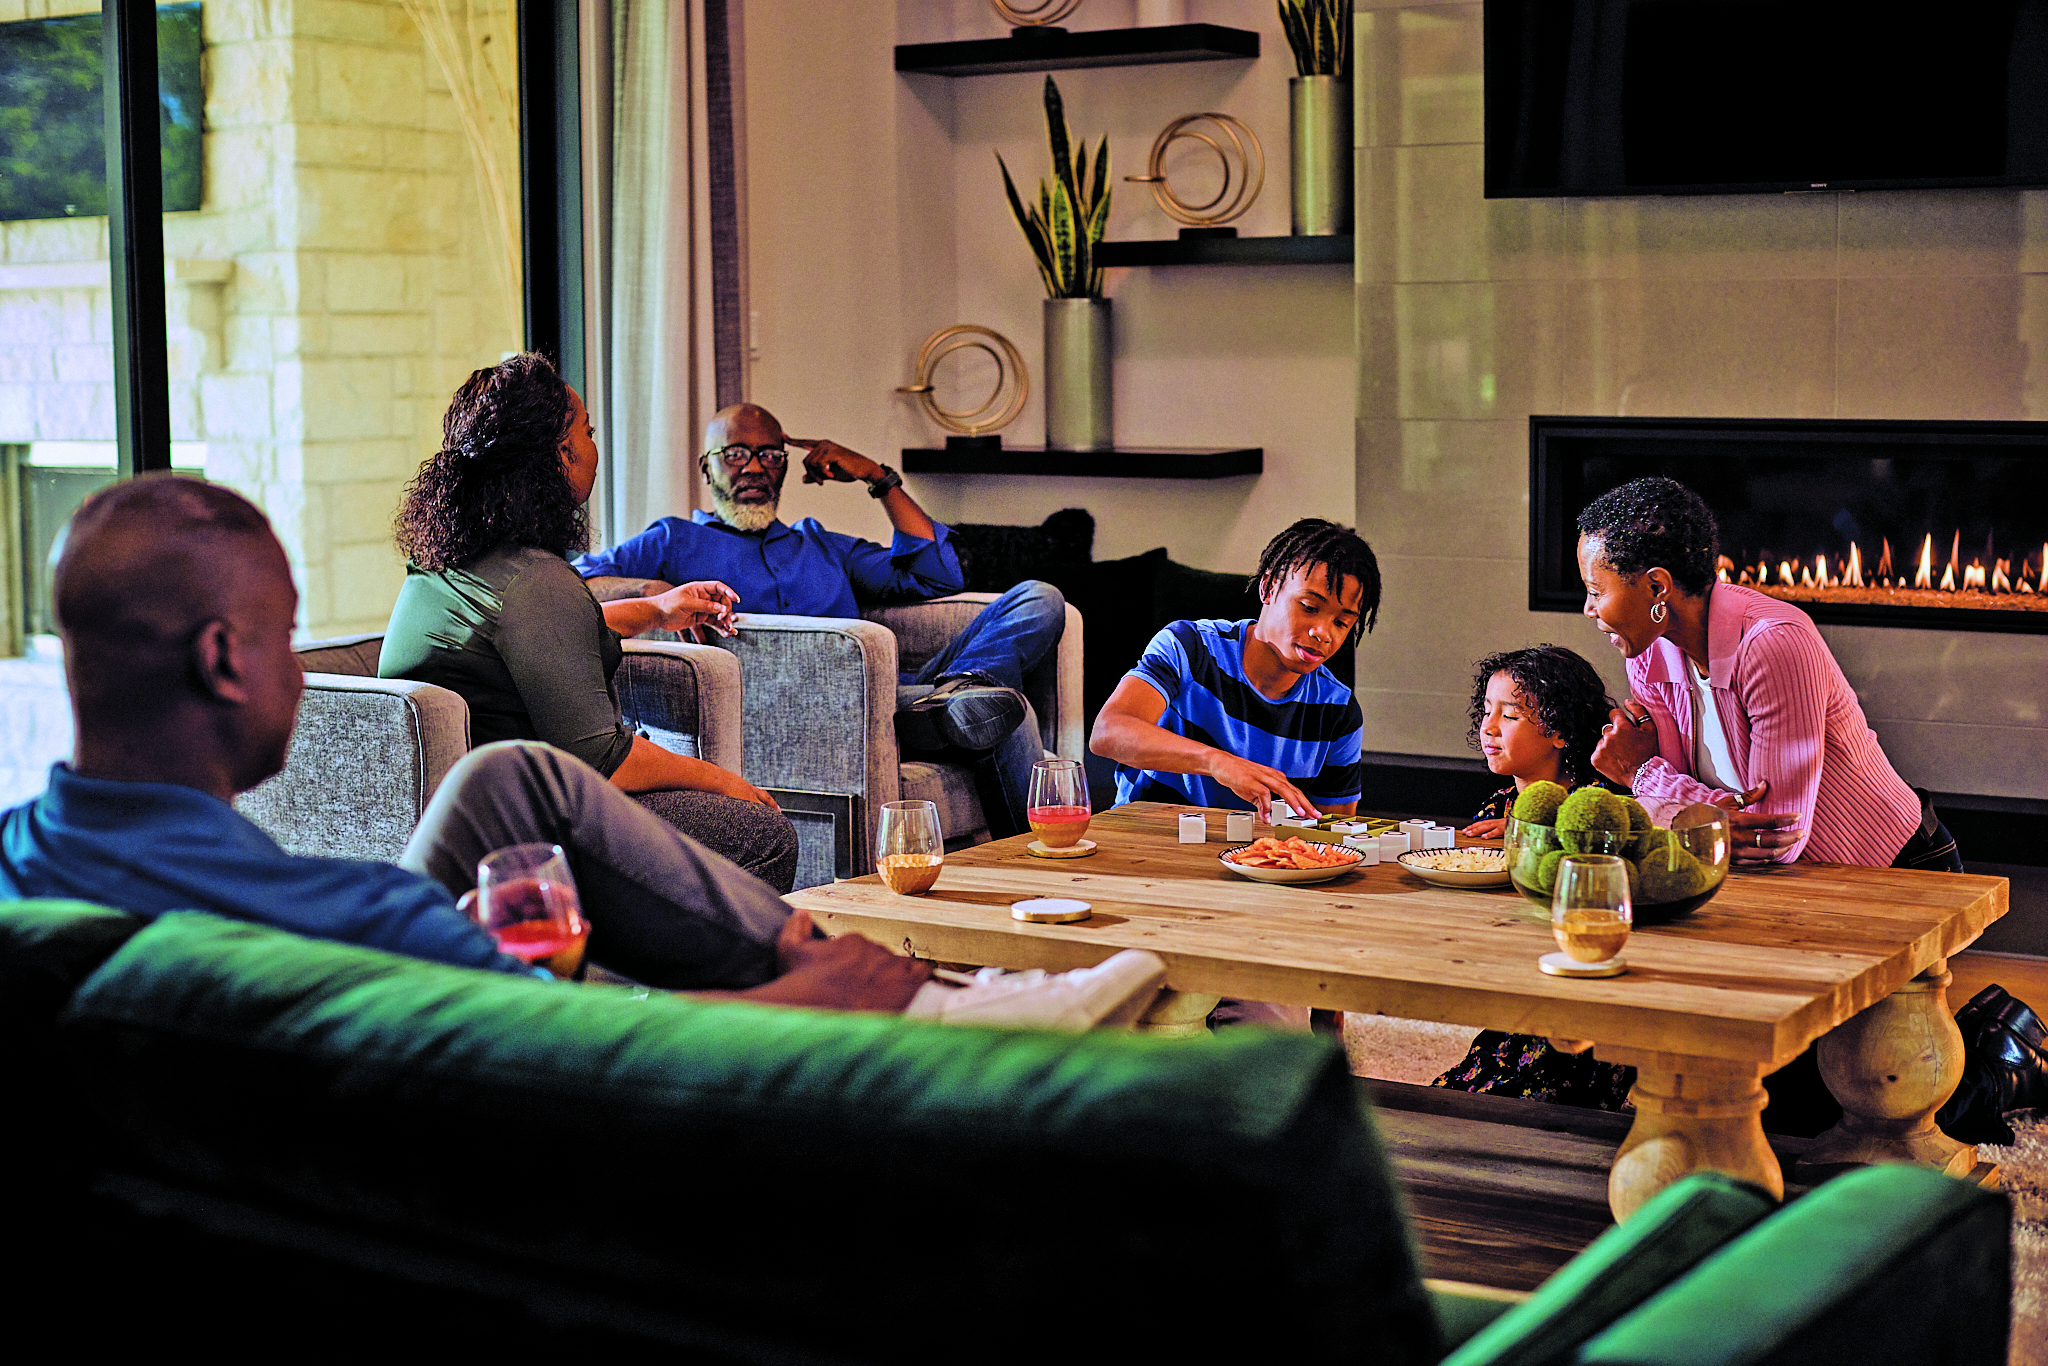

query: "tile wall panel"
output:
1353 4 2048 801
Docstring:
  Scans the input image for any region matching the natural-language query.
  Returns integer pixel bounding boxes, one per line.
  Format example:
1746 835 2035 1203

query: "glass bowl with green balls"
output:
1503 782 1733 926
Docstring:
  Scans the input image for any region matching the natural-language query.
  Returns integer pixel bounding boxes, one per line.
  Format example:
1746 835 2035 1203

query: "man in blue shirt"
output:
575 402 1067 837
0 476 933 1006
1091 519 1381 822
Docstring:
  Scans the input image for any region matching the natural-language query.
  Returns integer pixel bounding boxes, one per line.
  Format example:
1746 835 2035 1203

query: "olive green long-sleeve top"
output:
379 541 634 777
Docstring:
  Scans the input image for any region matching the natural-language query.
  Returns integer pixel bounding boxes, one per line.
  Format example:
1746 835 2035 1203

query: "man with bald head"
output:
0 475 940 1006
576 405 1068 839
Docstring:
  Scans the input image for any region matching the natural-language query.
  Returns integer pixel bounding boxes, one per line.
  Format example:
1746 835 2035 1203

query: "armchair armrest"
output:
715 614 900 873
235 674 470 862
863 593 1085 761
616 640 743 776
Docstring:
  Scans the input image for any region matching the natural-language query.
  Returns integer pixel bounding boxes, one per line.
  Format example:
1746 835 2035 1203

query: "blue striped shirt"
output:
1114 618 1363 811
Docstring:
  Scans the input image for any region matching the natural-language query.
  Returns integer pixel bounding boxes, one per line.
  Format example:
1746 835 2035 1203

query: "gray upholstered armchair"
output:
717 593 1084 884
237 632 744 862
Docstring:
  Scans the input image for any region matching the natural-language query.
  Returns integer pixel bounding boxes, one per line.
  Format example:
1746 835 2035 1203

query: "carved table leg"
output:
1600 1048 1783 1222
1134 990 1222 1040
1797 959 1976 1180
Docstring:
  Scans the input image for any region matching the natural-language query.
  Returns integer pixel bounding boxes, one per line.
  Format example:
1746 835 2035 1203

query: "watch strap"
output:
866 464 904 498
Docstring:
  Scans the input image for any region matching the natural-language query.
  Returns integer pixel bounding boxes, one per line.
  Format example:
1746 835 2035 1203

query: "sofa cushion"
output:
1437 1171 1777 1366
1 898 144 1033
1581 1164 2009 1366
946 508 1094 592
59 911 1443 1362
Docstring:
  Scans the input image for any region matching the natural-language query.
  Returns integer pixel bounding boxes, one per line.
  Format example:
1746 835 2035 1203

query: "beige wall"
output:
741 0 1357 571
0 0 520 641
1353 0 2048 799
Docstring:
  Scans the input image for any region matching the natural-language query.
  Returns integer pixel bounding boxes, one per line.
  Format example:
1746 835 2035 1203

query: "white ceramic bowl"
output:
1218 843 1365 885
1395 849 1511 889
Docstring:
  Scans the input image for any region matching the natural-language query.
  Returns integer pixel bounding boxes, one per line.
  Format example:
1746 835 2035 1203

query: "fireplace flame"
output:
1846 542 1863 587
1963 560 1987 592
1716 554 1734 584
1992 559 2012 594
1735 531 2042 612
1779 560 1798 588
1877 538 1893 581
1914 534 1934 590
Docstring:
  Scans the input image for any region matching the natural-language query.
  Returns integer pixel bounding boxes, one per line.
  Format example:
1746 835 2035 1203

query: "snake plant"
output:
996 76 1110 300
1279 0 1352 79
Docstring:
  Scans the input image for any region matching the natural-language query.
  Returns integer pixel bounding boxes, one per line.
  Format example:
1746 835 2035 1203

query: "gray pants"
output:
399 741 793 990
631 788 799 894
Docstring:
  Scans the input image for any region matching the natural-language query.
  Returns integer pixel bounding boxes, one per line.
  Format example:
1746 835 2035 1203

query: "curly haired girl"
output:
1459 644 1615 839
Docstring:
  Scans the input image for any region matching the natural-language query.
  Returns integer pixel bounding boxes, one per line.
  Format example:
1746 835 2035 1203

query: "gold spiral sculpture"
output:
1123 112 1266 228
896 325 1030 439
990 0 1084 25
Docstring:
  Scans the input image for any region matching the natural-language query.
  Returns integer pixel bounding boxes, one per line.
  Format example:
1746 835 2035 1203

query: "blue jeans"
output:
899 580 1067 838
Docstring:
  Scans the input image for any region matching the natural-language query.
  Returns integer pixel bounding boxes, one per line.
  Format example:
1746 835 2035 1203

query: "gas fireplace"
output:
1529 417 2048 634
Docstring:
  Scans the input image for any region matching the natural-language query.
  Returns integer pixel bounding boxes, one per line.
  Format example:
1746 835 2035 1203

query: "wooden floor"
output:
1366 944 2045 1292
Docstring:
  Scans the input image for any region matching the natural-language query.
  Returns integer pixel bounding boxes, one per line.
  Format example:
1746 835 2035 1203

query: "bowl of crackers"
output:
1396 847 1511 888
1219 836 1365 885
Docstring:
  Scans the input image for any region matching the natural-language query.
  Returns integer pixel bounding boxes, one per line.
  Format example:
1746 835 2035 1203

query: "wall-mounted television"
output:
0 3 203 222
1486 0 2048 198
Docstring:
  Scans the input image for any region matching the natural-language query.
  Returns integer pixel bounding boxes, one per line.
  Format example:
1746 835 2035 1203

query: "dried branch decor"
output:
996 76 1111 300
402 0 522 324
1278 0 1352 79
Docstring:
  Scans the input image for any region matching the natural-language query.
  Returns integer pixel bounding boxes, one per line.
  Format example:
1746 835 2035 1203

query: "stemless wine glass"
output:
1551 853 1633 965
876 799 944 895
475 842 588 977
1026 758 1091 848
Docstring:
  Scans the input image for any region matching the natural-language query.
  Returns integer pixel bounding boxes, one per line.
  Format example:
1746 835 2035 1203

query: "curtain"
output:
589 0 745 546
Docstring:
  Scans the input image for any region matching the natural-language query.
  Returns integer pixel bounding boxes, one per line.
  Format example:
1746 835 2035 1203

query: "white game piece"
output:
1269 799 1294 823
1011 898 1093 924
1177 812 1207 843
1343 834 1382 865
1273 812 1310 829
1400 819 1432 844
1380 831 1411 857
1423 825 1456 849
1329 821 1371 836
1225 811 1255 842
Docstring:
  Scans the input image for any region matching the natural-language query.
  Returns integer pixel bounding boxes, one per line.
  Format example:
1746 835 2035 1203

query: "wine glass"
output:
877 799 944 895
474 842 588 977
1551 854 1633 967
1027 758 1091 848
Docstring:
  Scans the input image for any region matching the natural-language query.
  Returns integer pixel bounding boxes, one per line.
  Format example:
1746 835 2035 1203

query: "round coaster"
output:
1025 838 1097 859
1011 897 1092 923
1539 951 1627 978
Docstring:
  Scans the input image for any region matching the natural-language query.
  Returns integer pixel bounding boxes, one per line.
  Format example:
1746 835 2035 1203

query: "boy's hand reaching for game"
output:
1205 753 1320 823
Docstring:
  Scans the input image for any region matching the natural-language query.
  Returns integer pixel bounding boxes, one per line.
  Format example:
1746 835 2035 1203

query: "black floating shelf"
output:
894 24 1258 78
1096 234 1354 267
902 445 1262 479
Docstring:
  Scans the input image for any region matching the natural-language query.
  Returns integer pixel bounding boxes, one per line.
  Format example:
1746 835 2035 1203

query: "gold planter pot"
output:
1290 75 1353 236
1043 297 1113 451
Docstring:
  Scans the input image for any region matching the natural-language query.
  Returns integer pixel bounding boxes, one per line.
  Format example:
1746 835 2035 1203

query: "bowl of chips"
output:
1219 836 1365 885
1396 847 1511 888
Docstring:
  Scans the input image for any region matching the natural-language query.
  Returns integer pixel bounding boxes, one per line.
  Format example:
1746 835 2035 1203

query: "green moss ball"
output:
1622 798 1655 859
1532 850 1568 895
1512 780 1570 826
1556 786 1631 853
1637 833 1710 903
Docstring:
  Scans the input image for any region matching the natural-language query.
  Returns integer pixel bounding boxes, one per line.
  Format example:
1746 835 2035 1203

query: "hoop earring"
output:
1650 601 1668 625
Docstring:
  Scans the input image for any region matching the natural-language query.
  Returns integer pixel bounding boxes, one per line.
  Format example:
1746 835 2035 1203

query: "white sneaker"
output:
903 950 1168 1032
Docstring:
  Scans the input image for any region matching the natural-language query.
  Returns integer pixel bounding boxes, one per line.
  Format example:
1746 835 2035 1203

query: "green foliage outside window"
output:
0 3 204 222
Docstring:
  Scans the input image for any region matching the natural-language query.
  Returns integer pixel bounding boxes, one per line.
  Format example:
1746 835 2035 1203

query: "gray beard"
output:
711 490 779 533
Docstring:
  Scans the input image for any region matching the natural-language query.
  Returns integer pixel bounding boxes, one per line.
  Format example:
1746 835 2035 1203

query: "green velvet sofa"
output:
6 897 2011 1362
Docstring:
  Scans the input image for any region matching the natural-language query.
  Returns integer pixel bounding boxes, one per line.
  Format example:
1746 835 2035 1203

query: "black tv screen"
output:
0 4 203 222
1486 0 2048 197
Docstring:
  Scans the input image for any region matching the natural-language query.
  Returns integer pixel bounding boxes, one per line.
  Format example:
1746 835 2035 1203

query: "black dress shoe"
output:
897 677 1026 755
1937 984 2048 1144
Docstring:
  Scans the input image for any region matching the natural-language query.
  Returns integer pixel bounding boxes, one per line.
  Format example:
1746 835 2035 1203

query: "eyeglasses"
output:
709 445 789 472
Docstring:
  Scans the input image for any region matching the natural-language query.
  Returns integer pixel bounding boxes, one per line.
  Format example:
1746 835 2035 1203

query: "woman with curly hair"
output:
1457 644 1613 840
379 352 799 893
1576 476 1955 874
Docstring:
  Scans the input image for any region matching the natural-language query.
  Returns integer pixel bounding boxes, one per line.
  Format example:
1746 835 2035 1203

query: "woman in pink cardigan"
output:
1576 477 1959 873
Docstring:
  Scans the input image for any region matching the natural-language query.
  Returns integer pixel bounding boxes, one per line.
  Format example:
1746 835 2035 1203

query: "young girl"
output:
1436 645 1637 1110
1459 645 1614 839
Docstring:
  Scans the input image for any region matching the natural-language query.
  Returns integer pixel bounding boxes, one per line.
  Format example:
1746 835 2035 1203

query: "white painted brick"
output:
51 343 111 383
325 255 410 312
0 295 67 343
201 373 275 439
329 312 429 356
34 383 113 440
0 384 34 439
328 538 405 624
313 43 424 128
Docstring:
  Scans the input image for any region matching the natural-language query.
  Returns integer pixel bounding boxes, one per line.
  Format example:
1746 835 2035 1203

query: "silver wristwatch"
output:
866 464 904 498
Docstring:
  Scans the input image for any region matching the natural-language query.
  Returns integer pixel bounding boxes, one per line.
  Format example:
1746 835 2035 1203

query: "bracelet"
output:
865 464 904 498
1628 758 1653 790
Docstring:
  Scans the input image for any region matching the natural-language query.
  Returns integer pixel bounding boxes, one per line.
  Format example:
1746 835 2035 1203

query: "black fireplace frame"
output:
1529 415 2048 635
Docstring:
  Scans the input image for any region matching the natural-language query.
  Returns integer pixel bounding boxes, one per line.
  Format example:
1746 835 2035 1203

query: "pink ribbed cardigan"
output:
1625 583 1921 867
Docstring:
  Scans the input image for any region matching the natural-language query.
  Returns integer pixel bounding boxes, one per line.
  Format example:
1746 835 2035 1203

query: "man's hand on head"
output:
790 437 882 486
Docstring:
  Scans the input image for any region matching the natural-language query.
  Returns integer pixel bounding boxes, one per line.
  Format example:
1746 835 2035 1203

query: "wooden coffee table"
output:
787 801 2009 1219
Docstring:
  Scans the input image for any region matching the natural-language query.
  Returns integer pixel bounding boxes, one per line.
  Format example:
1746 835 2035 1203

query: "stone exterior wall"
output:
0 0 520 643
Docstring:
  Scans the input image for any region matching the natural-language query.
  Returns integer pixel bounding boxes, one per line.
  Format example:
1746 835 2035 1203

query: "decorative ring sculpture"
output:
990 0 1084 25
1122 112 1265 228
895 325 1030 438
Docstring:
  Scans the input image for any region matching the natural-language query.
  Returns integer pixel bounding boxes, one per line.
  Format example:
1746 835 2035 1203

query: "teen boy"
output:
1091 519 1381 823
